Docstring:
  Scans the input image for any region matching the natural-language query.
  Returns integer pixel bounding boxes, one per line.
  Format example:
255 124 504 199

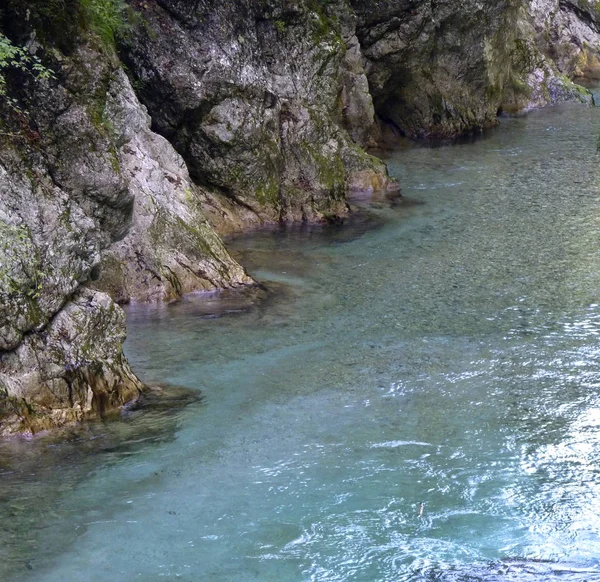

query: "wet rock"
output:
0 6 250 432
0 288 142 436
0 380 200 577
2 0 599 433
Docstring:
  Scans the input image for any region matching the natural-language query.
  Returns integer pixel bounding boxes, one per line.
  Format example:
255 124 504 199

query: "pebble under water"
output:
4 103 600 580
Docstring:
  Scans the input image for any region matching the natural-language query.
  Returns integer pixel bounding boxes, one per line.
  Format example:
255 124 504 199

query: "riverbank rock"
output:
497 0 598 114
121 0 395 223
351 0 595 138
0 289 142 436
1 0 599 434
91 68 253 303
529 0 600 80
0 1 252 433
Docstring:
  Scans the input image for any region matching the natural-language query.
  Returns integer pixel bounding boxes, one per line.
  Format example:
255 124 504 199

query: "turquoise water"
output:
4 103 600 580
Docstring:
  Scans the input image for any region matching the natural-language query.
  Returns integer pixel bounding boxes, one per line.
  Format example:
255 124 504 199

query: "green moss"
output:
147 209 168 250
302 141 345 198
579 0 600 21
254 175 281 207
307 1 343 47
86 73 116 135
108 144 121 174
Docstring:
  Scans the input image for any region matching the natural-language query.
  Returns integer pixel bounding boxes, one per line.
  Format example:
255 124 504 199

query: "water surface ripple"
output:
3 104 600 580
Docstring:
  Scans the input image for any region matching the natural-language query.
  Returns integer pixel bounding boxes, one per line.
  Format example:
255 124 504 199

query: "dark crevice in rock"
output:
560 0 600 32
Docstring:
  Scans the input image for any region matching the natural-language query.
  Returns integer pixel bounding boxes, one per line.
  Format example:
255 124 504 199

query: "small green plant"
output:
78 0 133 50
0 33 55 111
0 222 44 300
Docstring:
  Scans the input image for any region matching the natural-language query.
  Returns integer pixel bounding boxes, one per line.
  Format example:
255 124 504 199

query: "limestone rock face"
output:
350 0 596 138
498 0 598 113
2 0 599 434
0 31 250 432
92 69 253 303
0 47 131 354
0 44 141 433
122 0 395 222
0 289 142 436
351 0 522 138
529 0 600 79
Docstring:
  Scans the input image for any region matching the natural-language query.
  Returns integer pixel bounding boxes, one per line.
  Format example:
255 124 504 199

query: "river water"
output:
4 103 600 581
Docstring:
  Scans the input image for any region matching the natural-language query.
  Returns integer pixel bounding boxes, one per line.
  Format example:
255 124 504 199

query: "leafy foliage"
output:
0 33 55 111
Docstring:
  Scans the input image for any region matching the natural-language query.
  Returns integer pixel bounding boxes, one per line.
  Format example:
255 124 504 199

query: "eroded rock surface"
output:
0 289 142 435
122 0 395 222
351 0 597 138
92 69 253 302
0 4 252 432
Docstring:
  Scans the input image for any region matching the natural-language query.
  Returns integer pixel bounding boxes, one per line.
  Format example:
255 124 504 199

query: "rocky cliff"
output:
1 0 598 434
120 0 395 223
352 0 600 138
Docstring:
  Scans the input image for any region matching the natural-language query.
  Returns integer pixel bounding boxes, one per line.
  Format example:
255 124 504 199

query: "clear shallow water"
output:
4 104 600 580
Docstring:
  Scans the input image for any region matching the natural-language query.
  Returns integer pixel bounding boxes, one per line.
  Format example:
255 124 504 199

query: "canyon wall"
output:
1 0 599 433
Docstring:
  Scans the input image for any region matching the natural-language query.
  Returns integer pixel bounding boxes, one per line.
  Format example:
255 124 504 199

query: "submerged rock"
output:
0 380 201 577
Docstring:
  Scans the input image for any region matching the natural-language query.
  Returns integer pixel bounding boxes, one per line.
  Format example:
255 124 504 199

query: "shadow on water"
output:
125 205 399 329
0 383 202 579
224 180 432 253
123 280 300 333
224 194 422 284
226 205 389 247
373 118 501 154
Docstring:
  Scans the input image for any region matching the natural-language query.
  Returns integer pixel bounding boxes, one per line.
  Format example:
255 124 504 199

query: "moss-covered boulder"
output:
350 0 596 138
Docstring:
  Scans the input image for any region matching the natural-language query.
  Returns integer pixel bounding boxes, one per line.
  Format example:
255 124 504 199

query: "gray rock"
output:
0 36 251 432
0 45 144 434
92 69 253 303
529 0 600 79
0 288 142 436
351 0 523 138
2 0 599 434
122 0 395 222
350 0 596 138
